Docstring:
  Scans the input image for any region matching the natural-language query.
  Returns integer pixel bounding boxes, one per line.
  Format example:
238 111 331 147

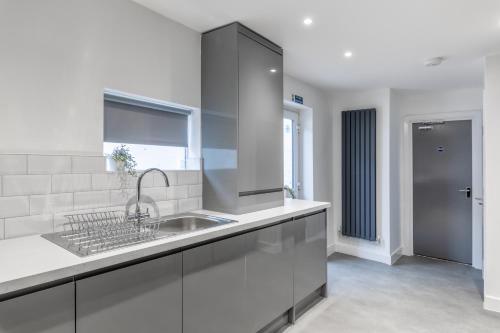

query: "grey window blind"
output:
103 92 191 147
341 109 377 241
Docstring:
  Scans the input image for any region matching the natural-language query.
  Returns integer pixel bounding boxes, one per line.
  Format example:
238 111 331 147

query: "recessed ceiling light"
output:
344 51 353 58
303 18 313 26
270 68 277 73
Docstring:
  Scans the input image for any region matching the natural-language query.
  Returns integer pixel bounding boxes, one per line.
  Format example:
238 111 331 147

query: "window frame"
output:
102 89 200 171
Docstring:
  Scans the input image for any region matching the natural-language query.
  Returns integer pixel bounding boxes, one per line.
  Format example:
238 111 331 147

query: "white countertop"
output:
0 199 329 297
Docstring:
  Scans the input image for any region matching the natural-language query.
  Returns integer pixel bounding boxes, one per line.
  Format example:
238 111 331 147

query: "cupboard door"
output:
294 212 327 303
0 283 75 333
237 32 283 195
183 234 250 333
246 221 294 331
76 253 182 333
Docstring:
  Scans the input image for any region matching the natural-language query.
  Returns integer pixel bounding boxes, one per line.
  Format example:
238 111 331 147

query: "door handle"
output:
458 187 471 198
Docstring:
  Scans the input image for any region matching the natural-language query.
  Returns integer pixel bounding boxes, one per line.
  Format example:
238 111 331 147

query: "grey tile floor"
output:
286 253 500 333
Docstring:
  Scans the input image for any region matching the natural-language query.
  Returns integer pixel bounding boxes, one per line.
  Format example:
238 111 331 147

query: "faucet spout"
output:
134 168 170 223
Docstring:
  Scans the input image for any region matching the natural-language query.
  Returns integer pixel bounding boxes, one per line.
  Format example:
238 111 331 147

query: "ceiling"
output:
133 0 500 90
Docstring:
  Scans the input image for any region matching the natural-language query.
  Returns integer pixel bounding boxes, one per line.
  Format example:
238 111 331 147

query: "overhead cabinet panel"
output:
202 23 284 214
237 33 284 195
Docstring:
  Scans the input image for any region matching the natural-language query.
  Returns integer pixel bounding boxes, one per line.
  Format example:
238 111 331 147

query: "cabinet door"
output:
76 253 182 333
0 283 74 333
294 212 327 303
183 234 250 333
246 222 294 332
238 33 283 194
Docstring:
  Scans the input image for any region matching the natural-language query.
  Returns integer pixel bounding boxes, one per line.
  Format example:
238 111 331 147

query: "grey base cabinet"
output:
76 253 182 333
183 221 296 333
183 234 249 333
246 222 294 332
294 211 327 304
0 210 327 333
0 283 75 333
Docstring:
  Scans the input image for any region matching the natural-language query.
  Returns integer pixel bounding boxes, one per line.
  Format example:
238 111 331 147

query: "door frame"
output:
401 110 483 269
284 110 300 197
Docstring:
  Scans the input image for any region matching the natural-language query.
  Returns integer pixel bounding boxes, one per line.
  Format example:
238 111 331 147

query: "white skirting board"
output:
328 243 401 266
484 295 500 313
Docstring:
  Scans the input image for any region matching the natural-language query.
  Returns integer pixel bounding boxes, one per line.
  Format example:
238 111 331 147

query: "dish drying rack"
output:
45 211 162 257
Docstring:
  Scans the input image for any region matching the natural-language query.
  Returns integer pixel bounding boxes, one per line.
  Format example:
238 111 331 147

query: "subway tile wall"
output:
0 154 202 240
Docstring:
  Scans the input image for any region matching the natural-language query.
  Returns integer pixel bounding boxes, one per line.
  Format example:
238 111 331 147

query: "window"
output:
103 143 186 170
103 89 195 170
284 110 300 197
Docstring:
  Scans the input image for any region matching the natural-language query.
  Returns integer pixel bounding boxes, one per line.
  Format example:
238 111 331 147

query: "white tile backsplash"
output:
3 175 51 196
110 189 135 206
71 156 106 173
30 193 74 215
178 171 200 185
4 214 53 238
0 154 202 240
141 187 167 202
154 171 177 186
178 198 200 212
167 185 188 200
52 174 91 193
0 155 27 175
188 184 202 197
28 155 71 174
91 173 122 190
157 200 177 216
0 196 29 218
74 191 110 210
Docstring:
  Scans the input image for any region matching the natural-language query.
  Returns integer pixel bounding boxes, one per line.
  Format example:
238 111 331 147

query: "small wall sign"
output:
292 94 303 104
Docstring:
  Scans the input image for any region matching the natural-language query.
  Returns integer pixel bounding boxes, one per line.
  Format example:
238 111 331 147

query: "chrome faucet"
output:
131 168 170 223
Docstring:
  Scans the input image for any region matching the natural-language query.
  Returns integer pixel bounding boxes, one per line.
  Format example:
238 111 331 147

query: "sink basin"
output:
157 214 236 235
42 212 236 257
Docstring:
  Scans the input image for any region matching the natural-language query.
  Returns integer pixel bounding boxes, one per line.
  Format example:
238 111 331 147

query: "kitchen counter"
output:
0 199 329 298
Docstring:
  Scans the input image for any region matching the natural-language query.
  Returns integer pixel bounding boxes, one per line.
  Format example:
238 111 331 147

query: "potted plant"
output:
109 144 137 192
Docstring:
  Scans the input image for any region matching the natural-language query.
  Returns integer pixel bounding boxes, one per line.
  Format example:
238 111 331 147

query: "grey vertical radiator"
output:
341 109 377 241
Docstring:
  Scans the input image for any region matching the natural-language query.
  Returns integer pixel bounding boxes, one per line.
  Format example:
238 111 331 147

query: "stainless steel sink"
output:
157 214 236 235
42 212 236 257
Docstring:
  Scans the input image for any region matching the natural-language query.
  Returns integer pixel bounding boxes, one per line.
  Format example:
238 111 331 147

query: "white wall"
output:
391 88 483 256
0 0 200 155
329 89 394 264
483 55 500 312
328 88 483 264
283 75 333 245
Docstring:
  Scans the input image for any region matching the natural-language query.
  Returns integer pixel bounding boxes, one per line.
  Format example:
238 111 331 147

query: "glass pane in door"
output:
283 118 294 190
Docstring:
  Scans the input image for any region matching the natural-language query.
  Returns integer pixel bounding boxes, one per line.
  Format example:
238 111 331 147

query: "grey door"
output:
237 32 283 195
413 120 472 264
183 234 250 333
294 211 327 303
246 222 294 332
76 254 182 333
0 283 75 333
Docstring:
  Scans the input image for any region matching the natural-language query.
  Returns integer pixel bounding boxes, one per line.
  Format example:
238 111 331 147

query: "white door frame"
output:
284 110 301 196
400 110 483 269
